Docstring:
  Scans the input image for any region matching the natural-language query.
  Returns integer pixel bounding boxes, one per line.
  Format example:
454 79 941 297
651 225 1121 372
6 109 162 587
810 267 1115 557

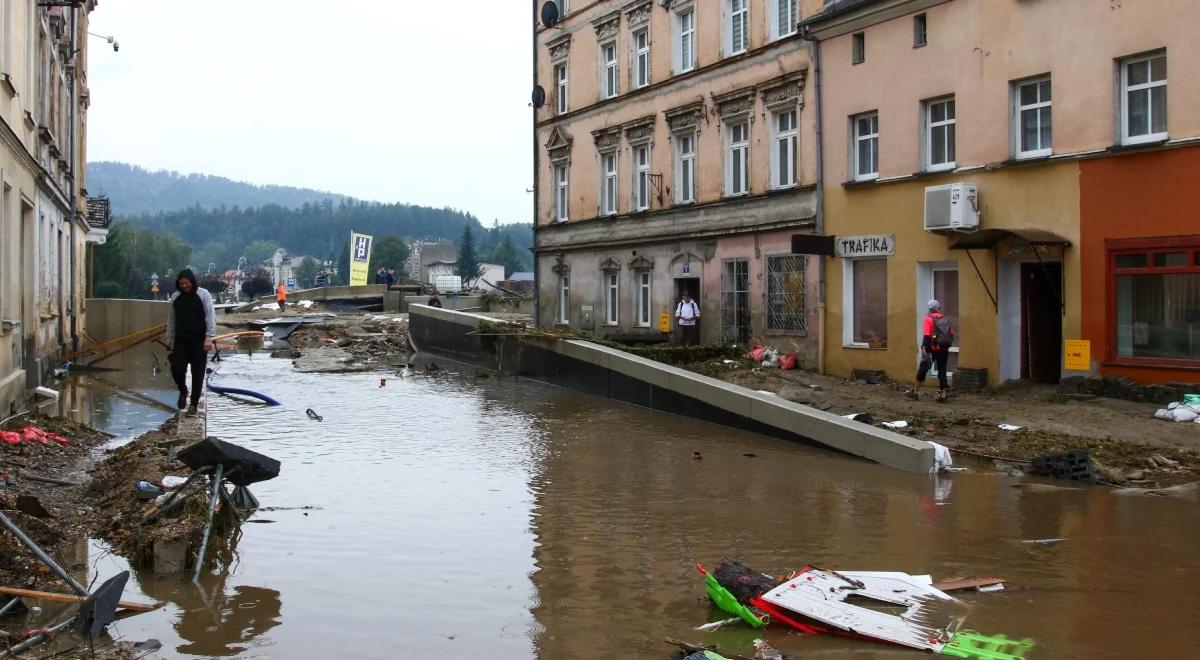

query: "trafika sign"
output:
836 234 896 258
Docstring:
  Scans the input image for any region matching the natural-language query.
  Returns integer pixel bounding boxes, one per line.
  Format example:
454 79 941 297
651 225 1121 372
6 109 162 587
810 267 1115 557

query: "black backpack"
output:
933 315 954 350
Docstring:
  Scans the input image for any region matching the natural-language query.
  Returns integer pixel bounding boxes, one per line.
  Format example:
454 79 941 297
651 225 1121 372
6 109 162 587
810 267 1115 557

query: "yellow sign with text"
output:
1064 339 1090 371
348 232 374 286
659 313 670 334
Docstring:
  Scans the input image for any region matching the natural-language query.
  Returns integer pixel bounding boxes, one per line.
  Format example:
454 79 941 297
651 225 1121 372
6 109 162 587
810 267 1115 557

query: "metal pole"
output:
0 597 21 616
531 0 540 327
0 511 88 597
192 464 224 583
0 617 74 658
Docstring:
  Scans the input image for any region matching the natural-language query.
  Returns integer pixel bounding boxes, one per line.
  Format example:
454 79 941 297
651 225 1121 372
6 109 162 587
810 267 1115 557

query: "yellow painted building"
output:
1 1 103 413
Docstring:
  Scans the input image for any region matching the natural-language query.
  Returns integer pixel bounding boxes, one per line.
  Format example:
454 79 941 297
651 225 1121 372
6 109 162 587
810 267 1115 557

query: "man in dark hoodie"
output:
165 269 217 417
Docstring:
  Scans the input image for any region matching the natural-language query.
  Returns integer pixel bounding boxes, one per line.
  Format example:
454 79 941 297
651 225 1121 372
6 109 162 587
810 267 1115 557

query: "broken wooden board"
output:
0 585 158 612
933 576 1006 592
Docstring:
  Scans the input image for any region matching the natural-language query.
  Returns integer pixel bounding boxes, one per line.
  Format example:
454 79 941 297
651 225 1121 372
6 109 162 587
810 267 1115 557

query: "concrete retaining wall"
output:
409 305 935 474
85 299 170 343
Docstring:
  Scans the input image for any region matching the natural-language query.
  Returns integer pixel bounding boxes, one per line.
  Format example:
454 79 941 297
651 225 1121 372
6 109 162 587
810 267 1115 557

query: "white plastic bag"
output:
929 441 953 474
1171 407 1198 423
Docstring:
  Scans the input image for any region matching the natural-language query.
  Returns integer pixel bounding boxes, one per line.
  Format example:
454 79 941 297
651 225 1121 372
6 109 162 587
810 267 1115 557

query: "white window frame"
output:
556 0 569 16
675 5 696 74
633 28 650 90
1120 52 1167 145
636 270 652 327
555 62 569 115
726 0 749 57
842 258 888 348
633 144 651 211
601 151 618 216
924 96 956 172
601 41 619 100
1014 76 1052 159
1 0 12 78
675 132 696 204
725 120 749 197
770 108 797 189
853 111 879 181
554 164 569 222
770 0 797 41
604 272 619 325
558 274 570 324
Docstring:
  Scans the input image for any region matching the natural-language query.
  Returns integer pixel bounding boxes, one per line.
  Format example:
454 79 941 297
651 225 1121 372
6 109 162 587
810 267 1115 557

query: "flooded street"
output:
52 346 1200 659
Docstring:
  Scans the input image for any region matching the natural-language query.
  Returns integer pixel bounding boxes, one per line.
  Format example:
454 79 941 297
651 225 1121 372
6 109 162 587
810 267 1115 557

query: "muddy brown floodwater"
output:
45 345 1200 659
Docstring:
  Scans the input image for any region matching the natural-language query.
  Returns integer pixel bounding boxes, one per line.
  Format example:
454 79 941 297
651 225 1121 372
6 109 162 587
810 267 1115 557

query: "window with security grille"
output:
721 259 751 345
767 255 806 333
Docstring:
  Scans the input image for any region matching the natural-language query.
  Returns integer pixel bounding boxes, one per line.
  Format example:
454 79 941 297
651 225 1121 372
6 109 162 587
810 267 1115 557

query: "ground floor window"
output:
766 254 806 333
558 275 570 324
844 258 888 347
721 259 750 345
636 271 652 327
605 272 619 325
1112 240 1200 363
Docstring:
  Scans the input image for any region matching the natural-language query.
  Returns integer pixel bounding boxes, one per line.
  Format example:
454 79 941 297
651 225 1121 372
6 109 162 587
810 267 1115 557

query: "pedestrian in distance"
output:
375 267 386 285
387 268 397 286
165 269 216 417
427 291 443 308
910 299 955 402
675 290 700 346
276 282 287 312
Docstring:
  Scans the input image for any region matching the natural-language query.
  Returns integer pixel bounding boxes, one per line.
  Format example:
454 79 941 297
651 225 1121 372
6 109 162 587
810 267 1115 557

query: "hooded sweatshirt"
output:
165 269 216 342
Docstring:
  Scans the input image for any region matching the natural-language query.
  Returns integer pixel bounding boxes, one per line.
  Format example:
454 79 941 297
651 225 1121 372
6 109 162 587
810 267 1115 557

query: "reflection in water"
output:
55 345 1200 659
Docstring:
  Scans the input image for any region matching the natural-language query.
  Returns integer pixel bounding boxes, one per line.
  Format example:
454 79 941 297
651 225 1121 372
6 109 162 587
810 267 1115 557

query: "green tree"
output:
334 240 350 286
296 257 319 288
241 267 274 299
243 240 280 265
454 224 484 287
368 235 411 279
490 234 524 279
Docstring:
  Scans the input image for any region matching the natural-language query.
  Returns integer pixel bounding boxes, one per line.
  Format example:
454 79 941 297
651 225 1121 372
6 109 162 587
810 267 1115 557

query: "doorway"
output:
918 263 960 378
673 277 700 341
1021 262 1062 383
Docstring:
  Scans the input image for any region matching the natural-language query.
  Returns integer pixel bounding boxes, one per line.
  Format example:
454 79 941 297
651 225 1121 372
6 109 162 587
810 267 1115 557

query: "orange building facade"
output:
1079 144 1200 384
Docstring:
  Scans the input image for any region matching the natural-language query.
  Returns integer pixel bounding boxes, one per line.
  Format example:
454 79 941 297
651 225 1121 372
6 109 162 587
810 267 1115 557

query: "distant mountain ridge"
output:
86 161 349 215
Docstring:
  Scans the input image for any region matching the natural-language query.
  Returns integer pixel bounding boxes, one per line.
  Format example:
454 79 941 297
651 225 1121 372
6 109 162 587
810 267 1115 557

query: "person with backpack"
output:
911 299 954 402
675 291 700 346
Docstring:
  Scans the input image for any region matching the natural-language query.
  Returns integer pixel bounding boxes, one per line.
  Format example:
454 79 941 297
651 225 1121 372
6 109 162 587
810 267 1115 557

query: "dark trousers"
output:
917 350 950 389
680 323 699 346
278 300 286 311
171 340 207 406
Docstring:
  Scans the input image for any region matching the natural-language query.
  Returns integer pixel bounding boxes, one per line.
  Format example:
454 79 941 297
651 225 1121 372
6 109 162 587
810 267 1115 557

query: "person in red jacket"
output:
910 299 954 402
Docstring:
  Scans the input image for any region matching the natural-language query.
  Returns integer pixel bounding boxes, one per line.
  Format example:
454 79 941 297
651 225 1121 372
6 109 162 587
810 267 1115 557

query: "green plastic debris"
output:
703 652 730 660
1184 393 1200 406
942 630 1035 659
694 563 767 628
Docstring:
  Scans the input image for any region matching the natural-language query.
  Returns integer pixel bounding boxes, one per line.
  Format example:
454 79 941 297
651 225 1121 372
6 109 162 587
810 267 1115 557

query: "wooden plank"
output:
932 576 1005 592
0 585 158 612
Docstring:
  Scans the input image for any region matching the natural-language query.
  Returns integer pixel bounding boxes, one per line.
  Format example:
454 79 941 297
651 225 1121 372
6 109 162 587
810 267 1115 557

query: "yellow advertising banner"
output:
1064 339 1090 371
348 232 373 286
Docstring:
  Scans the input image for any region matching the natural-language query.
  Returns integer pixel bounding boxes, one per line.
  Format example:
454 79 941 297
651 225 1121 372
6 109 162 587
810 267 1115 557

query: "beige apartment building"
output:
806 0 1200 386
533 1 824 361
1 1 105 413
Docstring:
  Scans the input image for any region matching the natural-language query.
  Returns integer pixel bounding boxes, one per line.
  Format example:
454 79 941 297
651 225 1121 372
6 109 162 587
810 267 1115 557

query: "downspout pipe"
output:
531 0 540 327
67 7 79 353
801 27 826 375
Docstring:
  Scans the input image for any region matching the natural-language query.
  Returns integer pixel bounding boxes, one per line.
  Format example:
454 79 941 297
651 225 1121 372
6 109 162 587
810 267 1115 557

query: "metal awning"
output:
949 228 1072 250
948 228 1070 316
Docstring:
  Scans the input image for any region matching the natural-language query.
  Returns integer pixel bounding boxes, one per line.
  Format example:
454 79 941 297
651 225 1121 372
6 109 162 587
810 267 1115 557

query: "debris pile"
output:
1153 396 1200 424
675 558 1028 659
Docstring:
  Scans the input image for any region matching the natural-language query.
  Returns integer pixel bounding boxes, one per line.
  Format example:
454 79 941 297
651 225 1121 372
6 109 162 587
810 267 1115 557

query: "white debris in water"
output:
998 423 1023 431
882 420 909 429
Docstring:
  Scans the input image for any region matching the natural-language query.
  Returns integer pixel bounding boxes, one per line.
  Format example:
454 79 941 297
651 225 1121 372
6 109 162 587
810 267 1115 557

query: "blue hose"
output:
207 376 282 406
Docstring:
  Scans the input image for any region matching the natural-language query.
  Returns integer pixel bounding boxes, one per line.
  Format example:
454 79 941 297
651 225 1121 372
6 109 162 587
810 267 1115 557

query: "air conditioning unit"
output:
923 183 979 232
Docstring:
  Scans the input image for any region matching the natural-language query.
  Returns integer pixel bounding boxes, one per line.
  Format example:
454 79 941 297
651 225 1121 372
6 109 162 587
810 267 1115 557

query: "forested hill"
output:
87 162 349 215
127 199 532 272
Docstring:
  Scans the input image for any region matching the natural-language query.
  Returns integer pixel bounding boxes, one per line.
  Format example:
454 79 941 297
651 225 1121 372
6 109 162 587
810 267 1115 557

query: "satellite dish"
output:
540 1 560 28
532 85 546 108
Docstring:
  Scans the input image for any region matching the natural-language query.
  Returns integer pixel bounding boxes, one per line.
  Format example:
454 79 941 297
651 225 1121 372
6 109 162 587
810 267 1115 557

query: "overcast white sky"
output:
87 1 533 223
